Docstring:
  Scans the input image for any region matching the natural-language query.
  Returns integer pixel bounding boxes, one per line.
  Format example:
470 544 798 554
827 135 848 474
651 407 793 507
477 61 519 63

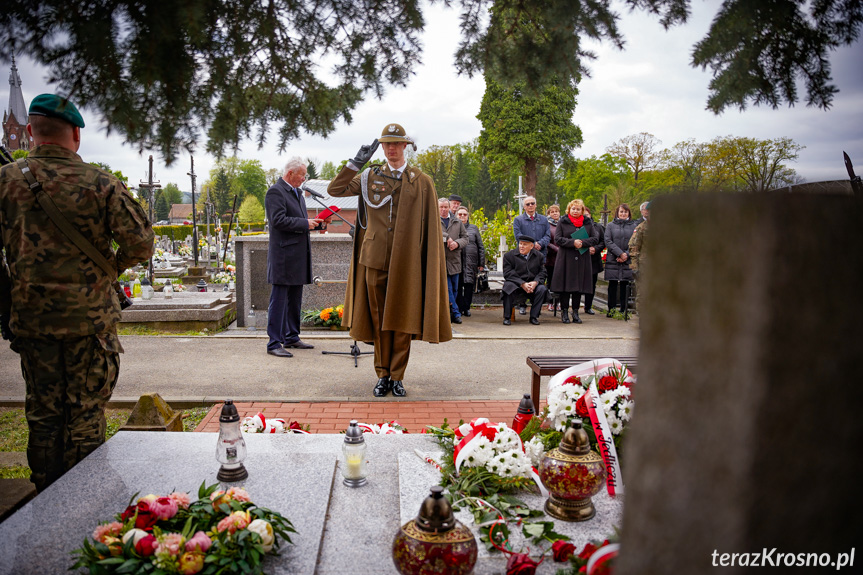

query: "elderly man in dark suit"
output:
502 235 548 325
265 157 322 357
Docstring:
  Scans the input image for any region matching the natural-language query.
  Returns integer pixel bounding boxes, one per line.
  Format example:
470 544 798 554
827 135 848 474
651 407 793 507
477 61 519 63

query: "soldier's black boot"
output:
373 376 392 397
561 310 571 324
572 311 582 324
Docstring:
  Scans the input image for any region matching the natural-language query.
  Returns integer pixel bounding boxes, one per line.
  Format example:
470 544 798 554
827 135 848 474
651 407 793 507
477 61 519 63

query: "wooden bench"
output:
525 356 639 412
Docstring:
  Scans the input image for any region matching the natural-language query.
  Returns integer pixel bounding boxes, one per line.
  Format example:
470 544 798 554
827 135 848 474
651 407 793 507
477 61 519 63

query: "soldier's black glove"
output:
349 139 380 170
0 314 12 341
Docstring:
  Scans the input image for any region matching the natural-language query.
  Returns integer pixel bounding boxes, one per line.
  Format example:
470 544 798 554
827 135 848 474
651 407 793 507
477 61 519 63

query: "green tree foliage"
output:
319 161 338 180
558 154 632 214
203 157 268 212
472 161 501 216
3 1 857 164
88 162 128 184
11 149 28 160
154 193 170 221
692 0 862 113
703 136 804 192
162 182 183 206
210 169 232 216
415 145 456 196
238 196 265 223
477 77 582 198
306 159 319 180
1 0 425 164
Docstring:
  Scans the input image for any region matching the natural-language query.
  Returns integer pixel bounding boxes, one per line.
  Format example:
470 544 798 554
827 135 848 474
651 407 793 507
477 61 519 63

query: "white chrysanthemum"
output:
524 436 545 467
618 399 634 422
613 386 631 399
607 412 623 435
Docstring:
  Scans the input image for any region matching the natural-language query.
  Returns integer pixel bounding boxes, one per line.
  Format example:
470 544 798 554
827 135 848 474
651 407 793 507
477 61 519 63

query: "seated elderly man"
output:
501 235 548 325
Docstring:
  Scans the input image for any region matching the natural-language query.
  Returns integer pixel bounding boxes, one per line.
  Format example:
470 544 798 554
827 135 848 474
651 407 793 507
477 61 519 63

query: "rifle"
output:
0 145 14 338
844 152 862 197
0 144 15 166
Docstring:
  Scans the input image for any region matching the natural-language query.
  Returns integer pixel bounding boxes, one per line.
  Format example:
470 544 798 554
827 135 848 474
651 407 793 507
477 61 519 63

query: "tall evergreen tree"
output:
477 76 582 198
306 159 319 180
155 193 170 221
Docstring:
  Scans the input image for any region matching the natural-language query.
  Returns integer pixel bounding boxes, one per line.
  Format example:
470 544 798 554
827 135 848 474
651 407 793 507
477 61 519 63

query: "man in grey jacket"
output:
440 198 468 324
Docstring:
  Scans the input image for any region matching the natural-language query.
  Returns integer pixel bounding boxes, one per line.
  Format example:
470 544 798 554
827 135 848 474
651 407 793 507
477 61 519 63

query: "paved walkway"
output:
194 399 549 434
0 307 639 406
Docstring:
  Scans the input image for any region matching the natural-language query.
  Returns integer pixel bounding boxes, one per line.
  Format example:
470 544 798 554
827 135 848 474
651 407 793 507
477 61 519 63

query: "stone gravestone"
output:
616 192 863 574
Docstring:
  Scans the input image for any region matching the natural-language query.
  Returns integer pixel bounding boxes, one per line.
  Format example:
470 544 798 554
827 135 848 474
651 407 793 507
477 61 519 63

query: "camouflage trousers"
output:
13 333 120 492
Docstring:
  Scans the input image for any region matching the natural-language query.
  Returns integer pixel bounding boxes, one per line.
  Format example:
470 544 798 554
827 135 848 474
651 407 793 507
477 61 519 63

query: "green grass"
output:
117 326 218 336
0 405 215 453
0 465 31 479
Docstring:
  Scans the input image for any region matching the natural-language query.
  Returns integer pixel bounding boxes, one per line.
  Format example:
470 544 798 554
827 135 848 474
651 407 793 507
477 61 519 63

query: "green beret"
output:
28 94 85 128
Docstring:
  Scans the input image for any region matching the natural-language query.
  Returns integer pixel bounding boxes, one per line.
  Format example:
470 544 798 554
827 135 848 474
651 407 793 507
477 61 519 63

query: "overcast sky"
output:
6 0 862 193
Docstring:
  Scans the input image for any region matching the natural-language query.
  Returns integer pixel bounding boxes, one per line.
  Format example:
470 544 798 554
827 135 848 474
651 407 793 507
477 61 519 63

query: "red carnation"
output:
288 421 302 431
597 375 619 392
576 395 590 418
563 375 582 386
506 552 539 575
552 540 577 562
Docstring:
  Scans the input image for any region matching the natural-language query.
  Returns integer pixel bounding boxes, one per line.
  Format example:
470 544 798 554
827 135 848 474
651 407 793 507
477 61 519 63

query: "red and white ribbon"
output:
585 383 624 496
586 543 619 575
357 421 407 434
547 358 633 389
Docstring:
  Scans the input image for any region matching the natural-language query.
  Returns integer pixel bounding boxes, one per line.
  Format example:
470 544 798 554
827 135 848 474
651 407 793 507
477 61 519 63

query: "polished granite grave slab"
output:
399 452 624 574
0 432 624 574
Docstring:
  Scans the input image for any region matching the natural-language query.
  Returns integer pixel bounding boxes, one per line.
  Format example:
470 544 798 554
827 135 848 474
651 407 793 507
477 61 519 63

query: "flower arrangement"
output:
241 412 310 434
302 305 344 328
356 420 408 434
71 482 295 574
178 245 192 257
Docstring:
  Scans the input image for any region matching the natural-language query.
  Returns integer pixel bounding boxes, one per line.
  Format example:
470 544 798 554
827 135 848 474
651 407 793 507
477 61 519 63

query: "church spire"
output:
8 55 28 124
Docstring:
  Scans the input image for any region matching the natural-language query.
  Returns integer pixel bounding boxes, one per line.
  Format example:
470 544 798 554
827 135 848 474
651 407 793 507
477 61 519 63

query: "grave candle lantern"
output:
511 392 535 434
392 485 478 575
196 279 208 292
140 277 154 300
342 420 367 487
163 279 173 299
216 400 248 482
539 418 606 522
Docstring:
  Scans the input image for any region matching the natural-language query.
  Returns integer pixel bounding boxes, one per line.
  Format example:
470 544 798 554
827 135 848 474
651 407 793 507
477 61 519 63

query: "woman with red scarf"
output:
550 199 600 324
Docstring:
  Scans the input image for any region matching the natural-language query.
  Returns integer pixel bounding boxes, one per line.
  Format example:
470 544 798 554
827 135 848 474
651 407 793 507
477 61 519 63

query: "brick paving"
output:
195 399 548 434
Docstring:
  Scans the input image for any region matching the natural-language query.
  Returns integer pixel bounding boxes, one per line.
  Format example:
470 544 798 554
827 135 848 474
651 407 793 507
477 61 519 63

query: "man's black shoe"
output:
503 318 511 326
284 339 315 349
373 377 392 397
530 317 540 325
584 308 595 315
451 315 462 324
267 348 293 358
391 380 406 397
463 309 471 317
518 305 527 315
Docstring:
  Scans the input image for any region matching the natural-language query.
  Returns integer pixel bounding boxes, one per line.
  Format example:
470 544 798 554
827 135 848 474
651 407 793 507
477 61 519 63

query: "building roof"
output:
304 179 358 210
168 204 195 219
7 56 28 125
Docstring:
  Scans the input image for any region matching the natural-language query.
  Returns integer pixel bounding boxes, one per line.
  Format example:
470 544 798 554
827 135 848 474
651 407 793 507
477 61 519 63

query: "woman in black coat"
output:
550 199 600 324
603 203 638 316
579 205 605 315
455 206 486 317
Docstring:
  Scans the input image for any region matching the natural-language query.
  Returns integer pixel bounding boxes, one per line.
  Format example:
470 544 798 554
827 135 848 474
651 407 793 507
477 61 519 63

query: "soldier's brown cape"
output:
328 165 452 343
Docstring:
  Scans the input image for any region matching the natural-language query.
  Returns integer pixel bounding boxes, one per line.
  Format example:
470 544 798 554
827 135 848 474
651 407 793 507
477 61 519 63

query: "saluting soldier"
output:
328 123 451 397
0 94 154 492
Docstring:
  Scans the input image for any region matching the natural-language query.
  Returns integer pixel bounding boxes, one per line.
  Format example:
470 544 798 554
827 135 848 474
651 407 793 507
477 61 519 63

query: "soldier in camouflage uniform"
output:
0 94 154 492
628 202 649 313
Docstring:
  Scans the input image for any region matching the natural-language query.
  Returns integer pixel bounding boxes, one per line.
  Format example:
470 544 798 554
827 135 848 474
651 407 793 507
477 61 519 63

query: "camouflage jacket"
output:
0 145 154 339
628 219 649 272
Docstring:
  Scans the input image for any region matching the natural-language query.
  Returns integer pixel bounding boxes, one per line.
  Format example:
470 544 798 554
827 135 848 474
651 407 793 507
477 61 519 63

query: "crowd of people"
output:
438 196 651 326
